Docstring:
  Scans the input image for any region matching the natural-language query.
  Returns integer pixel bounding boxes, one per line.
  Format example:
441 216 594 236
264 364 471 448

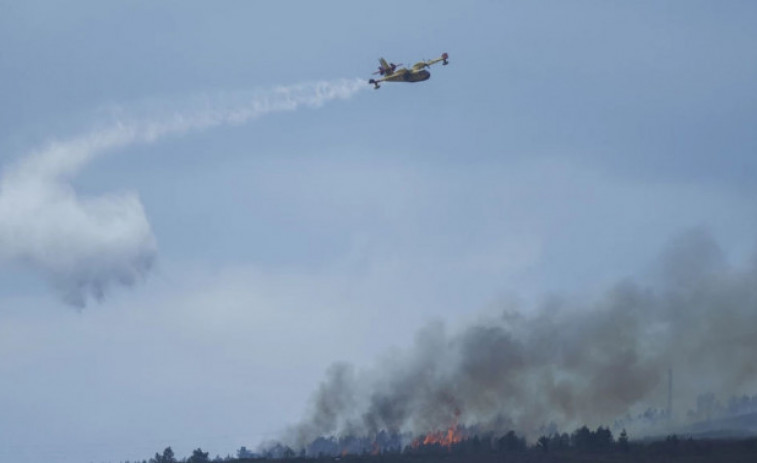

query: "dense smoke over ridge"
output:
290 229 757 446
0 79 366 306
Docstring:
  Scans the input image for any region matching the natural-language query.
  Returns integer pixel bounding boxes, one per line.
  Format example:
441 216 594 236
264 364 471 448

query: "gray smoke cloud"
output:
0 79 366 307
292 229 757 444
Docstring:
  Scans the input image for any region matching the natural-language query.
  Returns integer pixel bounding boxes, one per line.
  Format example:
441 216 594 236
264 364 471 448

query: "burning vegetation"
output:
131 230 757 463
411 424 465 450
140 427 757 463
241 426 757 463
279 231 757 454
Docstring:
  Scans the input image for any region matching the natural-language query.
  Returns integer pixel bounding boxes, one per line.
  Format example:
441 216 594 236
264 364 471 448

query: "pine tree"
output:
618 429 630 453
188 448 210 463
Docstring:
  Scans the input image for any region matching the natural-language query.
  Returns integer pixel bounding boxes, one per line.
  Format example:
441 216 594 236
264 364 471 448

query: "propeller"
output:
372 63 402 75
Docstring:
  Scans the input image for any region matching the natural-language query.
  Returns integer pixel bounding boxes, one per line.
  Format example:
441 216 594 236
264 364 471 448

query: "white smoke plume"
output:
0 79 366 307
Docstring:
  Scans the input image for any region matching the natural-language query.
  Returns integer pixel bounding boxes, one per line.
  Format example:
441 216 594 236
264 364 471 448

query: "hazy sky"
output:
1 1 756 462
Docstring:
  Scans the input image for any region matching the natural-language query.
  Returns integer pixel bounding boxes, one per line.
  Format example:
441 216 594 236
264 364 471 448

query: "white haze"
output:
0 79 366 306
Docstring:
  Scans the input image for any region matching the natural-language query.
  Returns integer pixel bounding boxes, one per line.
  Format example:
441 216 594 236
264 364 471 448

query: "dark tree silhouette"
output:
571 425 592 450
537 435 550 452
236 446 254 459
150 447 176 463
549 432 570 450
593 426 614 450
469 435 482 454
618 428 630 453
188 448 210 463
497 430 526 452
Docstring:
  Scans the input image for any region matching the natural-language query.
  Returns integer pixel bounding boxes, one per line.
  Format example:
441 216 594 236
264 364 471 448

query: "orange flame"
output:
412 423 464 450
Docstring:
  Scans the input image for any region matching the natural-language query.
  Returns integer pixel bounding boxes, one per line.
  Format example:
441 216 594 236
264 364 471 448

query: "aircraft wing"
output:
417 52 449 69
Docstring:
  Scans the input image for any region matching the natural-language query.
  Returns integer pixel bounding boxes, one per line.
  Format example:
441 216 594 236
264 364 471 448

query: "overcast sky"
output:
1 1 757 462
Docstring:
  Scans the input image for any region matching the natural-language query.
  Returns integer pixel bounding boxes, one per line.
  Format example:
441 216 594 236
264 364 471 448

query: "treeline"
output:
122 447 221 463
123 428 757 463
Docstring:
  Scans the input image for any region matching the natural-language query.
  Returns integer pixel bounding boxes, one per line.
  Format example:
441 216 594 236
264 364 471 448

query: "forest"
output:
128 426 757 463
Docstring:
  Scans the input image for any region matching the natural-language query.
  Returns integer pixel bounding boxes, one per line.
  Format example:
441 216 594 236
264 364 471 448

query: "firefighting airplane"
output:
368 52 449 89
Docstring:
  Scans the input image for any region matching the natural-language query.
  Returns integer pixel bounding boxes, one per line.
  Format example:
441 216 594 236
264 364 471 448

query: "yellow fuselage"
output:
383 68 431 83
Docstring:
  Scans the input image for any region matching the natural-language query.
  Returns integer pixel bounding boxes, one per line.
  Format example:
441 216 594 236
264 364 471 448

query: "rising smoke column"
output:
0 79 366 307
291 229 757 446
